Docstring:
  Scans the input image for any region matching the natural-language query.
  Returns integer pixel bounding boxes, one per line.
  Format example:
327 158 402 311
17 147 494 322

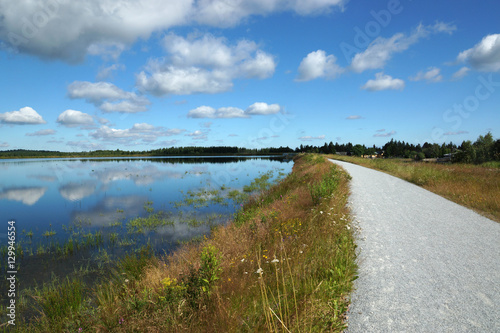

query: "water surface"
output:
0 156 291 291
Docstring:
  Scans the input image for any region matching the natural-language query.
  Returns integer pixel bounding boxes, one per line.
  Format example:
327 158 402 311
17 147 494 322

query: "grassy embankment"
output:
329 155 500 222
11 154 357 332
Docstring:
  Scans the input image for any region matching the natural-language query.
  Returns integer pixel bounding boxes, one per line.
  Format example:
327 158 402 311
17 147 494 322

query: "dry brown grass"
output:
329 155 500 222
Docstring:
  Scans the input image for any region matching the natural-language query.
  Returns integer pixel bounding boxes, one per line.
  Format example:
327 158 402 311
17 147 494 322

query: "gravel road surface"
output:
329 159 500 333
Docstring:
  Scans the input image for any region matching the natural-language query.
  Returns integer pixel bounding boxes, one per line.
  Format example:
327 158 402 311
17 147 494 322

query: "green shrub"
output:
184 244 222 308
199 244 222 294
415 152 426 161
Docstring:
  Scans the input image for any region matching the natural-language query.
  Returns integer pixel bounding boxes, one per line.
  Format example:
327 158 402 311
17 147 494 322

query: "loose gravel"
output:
329 159 500 333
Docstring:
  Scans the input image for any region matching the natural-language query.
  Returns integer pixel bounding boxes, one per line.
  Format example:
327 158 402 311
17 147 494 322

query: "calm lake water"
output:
0 156 292 293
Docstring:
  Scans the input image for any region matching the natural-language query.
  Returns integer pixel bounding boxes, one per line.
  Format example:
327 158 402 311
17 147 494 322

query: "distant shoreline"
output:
0 152 291 160
0 147 296 160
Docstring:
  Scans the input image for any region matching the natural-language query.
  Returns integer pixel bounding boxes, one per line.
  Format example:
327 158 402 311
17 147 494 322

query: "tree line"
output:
0 146 295 159
297 132 499 164
149 146 294 156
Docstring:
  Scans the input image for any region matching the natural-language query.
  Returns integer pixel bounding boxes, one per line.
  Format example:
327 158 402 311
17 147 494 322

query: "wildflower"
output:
162 277 177 288
299 250 303 254
320 211 323 214
119 318 124 324
78 329 83 332
256 268 263 274
346 226 351 230
124 279 129 283
244 272 248 274
271 258 279 263
241 258 245 262
228 278 231 282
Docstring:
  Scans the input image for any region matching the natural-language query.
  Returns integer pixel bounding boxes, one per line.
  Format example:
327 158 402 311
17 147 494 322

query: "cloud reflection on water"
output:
92 164 184 185
27 174 58 182
71 195 147 227
0 186 47 205
59 181 97 201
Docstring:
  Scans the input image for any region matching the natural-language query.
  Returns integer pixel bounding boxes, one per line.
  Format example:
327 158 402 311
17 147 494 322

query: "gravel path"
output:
329 159 500 333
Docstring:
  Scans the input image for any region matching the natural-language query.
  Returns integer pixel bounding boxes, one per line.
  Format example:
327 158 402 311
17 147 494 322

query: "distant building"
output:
437 153 454 163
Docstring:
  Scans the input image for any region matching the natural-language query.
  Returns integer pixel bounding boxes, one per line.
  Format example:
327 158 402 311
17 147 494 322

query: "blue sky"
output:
0 0 499 152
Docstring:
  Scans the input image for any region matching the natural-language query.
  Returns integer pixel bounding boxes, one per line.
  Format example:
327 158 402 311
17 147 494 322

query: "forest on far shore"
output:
1 132 498 165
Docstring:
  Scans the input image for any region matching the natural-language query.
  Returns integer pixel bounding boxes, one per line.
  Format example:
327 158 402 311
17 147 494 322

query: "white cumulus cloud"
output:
68 81 130 103
68 81 150 113
457 34 500 72
296 50 344 81
361 72 405 91
186 130 207 140
136 33 276 96
0 0 193 63
0 107 46 125
240 50 276 79
57 110 95 127
245 102 281 115
187 106 247 119
137 66 233 96
187 102 281 119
